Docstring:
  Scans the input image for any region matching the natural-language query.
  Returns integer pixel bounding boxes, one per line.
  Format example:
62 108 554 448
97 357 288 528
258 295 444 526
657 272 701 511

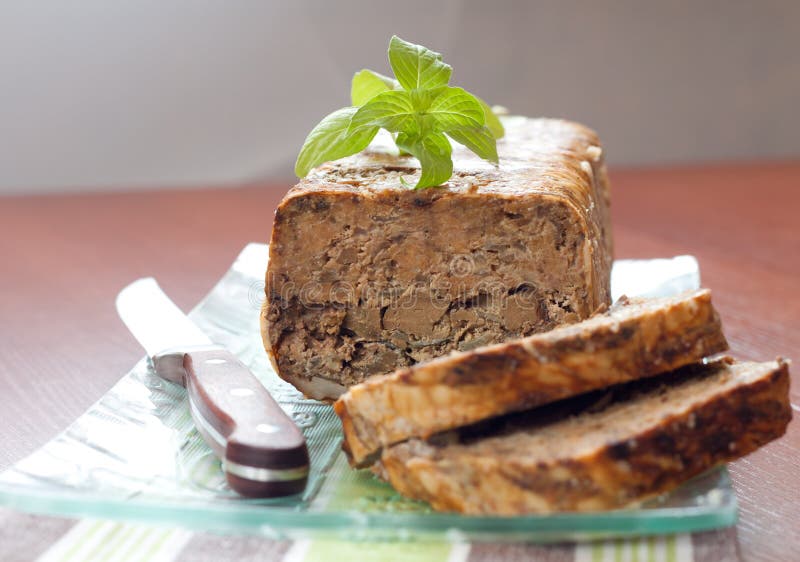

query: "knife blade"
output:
116 278 309 498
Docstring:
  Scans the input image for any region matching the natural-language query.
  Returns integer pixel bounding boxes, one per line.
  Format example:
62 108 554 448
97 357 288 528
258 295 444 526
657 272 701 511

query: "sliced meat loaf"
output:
377 358 792 514
336 289 728 467
262 117 613 400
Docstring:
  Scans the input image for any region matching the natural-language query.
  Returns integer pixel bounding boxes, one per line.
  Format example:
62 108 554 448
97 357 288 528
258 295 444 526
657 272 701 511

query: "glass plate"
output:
0 245 736 542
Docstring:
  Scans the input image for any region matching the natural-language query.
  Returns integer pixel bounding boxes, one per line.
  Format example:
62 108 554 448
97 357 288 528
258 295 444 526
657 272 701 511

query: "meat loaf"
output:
263 117 614 400
377 358 792 514
336 289 729 467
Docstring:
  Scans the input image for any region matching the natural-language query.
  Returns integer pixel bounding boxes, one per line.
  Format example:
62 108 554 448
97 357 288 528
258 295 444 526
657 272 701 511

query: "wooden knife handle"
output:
182 348 309 498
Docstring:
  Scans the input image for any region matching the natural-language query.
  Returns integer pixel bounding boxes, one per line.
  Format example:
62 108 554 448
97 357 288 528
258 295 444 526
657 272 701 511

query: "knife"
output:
116 278 309 498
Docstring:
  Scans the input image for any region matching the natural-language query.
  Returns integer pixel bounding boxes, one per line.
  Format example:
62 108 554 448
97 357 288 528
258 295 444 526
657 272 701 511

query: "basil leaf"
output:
408 87 436 113
295 107 379 177
475 96 505 139
388 35 452 91
351 69 399 106
396 132 453 189
349 90 419 136
447 126 499 164
427 86 486 132
394 132 415 156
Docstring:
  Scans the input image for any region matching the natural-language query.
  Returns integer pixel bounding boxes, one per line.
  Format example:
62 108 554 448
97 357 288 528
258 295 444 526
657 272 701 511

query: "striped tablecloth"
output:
0 507 739 562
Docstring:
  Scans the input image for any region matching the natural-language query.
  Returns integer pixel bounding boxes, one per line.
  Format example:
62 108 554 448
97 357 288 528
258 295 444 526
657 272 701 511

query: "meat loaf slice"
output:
336 289 728 467
378 358 792 514
263 117 613 400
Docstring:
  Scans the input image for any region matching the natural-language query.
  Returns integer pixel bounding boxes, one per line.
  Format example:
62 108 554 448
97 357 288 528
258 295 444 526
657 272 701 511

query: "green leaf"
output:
388 35 452 91
350 69 399 106
396 132 453 189
408 87 436 113
475 96 505 139
427 86 485 132
394 132 416 157
295 107 379 177
349 90 419 136
447 126 499 164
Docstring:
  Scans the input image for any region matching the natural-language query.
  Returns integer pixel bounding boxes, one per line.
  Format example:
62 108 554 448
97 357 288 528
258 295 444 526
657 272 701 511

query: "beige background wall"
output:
1 1 798 193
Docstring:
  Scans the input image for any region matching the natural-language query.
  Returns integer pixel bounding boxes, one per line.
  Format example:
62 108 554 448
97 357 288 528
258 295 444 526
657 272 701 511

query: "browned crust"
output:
262 118 613 400
378 359 792 514
336 289 729 467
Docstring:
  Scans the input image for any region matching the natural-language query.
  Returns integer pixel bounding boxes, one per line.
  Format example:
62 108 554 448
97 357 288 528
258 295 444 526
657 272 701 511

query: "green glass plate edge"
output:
0 473 737 543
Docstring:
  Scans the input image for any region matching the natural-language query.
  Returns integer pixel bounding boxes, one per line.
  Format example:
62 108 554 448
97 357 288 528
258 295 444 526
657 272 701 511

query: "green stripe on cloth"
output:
129 529 172 562
576 535 693 562
631 538 640 562
302 540 454 562
91 522 135 560
36 520 192 562
58 520 105 562
648 536 657 562
113 527 150 562
667 535 677 562
592 542 604 562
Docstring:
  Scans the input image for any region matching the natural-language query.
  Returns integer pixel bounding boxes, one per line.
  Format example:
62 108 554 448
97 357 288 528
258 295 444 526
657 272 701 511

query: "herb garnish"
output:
295 36 504 189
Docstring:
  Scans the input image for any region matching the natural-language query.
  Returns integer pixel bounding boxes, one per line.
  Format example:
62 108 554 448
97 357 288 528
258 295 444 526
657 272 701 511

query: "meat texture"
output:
336 289 729 467
263 117 613 400
377 358 792 514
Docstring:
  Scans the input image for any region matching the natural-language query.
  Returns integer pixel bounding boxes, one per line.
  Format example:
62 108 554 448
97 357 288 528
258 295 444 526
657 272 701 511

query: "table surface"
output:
1 163 798 561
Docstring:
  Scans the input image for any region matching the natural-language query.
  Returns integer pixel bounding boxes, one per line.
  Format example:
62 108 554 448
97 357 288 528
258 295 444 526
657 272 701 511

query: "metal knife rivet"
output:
205 359 226 365
230 388 254 397
256 423 280 434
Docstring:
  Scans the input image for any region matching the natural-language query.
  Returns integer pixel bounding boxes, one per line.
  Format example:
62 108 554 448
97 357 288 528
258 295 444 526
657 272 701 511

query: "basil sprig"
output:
295 36 504 189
